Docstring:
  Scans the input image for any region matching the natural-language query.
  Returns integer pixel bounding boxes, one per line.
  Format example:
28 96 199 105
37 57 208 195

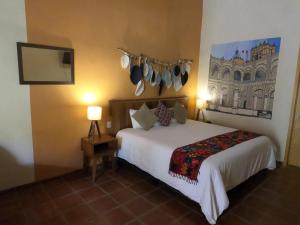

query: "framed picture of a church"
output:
207 37 281 119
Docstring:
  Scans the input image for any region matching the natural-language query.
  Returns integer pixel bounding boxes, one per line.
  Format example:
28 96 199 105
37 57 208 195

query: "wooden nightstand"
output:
81 135 118 182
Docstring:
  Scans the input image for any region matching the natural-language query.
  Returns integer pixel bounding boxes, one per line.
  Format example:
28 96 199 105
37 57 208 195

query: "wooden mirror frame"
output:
17 42 75 85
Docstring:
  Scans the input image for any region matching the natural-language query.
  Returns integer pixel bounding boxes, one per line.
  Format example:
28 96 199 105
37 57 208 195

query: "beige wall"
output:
198 0 300 161
0 0 34 191
25 0 203 180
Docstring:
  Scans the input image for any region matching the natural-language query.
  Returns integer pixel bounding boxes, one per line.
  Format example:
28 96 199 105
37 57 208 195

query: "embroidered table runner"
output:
169 130 261 183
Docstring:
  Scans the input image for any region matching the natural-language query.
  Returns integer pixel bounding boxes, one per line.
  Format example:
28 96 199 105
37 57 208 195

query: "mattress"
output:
116 120 276 224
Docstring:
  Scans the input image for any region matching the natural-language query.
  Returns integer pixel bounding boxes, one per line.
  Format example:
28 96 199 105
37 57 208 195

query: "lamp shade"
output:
196 99 208 109
87 106 102 120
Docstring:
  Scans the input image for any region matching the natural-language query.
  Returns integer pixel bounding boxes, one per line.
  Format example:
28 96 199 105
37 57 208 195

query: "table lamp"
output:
87 106 102 138
196 98 208 122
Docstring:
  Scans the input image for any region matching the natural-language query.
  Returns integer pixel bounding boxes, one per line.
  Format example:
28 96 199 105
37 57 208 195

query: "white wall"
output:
0 0 34 190
198 0 300 161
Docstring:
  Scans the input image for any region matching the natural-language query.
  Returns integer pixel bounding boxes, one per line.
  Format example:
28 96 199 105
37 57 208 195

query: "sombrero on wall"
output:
150 70 156 86
162 69 172 88
145 64 153 81
174 74 182 92
173 64 181 76
130 65 142 85
181 71 188 86
120 54 130 69
118 48 192 96
135 80 145 96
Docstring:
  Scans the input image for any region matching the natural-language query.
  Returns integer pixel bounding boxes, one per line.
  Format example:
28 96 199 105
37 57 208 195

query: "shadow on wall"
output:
34 164 80 181
0 145 79 190
0 146 34 191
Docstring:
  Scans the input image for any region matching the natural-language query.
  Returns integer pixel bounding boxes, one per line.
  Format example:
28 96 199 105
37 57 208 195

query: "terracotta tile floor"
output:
0 163 300 225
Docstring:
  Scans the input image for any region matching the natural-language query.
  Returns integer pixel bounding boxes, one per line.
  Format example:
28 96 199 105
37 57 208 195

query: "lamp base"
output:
197 108 206 122
88 120 101 138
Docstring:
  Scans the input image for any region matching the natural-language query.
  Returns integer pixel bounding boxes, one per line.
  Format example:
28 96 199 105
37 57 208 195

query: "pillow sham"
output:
132 104 157 130
130 108 159 128
173 101 187 124
155 102 173 126
129 109 142 129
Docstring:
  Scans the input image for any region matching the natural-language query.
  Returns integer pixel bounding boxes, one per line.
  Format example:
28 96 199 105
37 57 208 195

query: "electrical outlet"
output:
106 121 112 129
296 115 300 121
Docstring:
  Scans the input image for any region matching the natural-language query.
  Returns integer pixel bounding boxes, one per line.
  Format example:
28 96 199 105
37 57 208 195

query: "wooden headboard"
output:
109 96 188 135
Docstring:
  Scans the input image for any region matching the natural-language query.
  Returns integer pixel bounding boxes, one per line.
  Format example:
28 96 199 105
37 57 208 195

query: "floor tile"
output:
0 164 299 225
126 220 144 225
143 189 170 205
217 212 250 225
80 186 106 203
99 180 124 194
89 195 118 214
141 208 174 225
0 212 26 225
159 199 189 219
125 197 154 216
64 204 96 224
178 211 209 225
110 187 137 204
129 180 157 195
54 192 84 211
231 204 265 225
36 215 68 225
46 183 73 199
68 179 95 191
103 207 133 225
24 201 59 224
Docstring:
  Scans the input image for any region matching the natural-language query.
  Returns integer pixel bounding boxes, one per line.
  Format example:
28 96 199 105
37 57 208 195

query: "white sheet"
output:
116 120 276 224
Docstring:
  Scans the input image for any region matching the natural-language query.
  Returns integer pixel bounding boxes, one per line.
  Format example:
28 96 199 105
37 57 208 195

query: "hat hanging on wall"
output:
181 71 189 86
120 54 130 69
118 48 192 96
162 69 172 88
159 80 164 96
135 80 145 96
184 63 191 74
145 64 153 81
150 70 157 86
130 65 142 85
143 59 149 77
155 72 161 86
173 65 181 76
174 75 182 92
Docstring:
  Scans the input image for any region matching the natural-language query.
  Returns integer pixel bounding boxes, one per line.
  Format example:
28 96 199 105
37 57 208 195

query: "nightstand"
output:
81 135 118 182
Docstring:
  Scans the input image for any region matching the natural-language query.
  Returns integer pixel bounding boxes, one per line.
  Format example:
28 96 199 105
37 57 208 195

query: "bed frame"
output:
109 96 188 135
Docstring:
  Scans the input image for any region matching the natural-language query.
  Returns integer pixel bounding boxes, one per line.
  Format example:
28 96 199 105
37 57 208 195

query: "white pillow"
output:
129 109 142 128
129 108 159 128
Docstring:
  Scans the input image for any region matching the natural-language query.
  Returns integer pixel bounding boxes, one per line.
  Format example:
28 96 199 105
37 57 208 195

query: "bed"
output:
109 97 277 224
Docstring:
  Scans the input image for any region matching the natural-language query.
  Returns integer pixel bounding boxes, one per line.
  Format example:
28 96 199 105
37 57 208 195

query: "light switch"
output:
107 121 112 129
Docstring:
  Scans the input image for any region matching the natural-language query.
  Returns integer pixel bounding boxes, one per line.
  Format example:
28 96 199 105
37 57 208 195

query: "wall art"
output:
207 37 281 119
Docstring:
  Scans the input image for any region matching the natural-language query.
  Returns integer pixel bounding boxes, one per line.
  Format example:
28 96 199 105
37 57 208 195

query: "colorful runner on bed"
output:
169 130 261 184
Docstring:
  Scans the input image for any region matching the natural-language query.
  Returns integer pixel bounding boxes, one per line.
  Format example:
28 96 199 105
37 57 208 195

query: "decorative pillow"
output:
130 108 159 128
129 109 142 129
173 101 187 124
155 102 172 126
132 104 157 130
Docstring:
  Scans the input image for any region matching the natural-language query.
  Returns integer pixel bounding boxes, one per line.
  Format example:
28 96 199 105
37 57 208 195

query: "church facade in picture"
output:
207 37 281 119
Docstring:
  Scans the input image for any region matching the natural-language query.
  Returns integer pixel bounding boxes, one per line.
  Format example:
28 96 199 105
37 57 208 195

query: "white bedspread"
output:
116 120 276 224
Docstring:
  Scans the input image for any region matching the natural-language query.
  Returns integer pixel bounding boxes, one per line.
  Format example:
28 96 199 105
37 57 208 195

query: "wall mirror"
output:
17 42 74 84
